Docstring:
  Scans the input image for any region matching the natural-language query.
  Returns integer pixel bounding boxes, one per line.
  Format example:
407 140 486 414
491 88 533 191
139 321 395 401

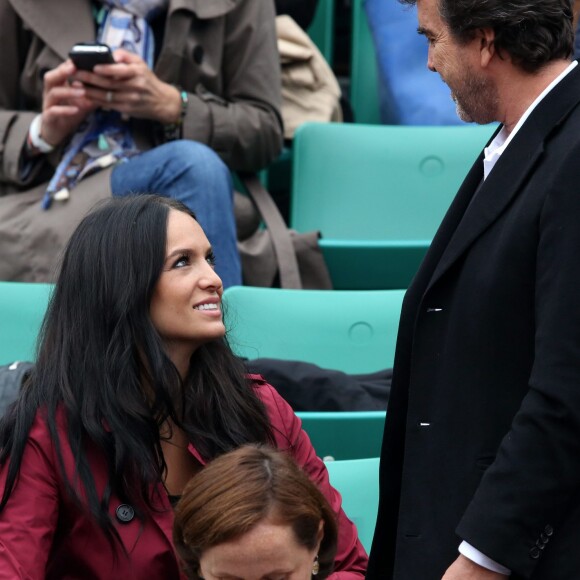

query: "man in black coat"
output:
366 0 580 578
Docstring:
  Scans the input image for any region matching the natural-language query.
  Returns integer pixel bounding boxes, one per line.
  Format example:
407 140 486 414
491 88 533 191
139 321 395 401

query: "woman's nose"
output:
200 262 223 291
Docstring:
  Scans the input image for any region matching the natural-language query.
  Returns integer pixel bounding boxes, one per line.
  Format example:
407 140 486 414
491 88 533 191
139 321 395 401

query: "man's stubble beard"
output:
452 68 499 125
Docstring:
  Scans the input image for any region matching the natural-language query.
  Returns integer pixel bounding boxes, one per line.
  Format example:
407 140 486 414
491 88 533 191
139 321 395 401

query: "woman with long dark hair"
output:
0 195 367 579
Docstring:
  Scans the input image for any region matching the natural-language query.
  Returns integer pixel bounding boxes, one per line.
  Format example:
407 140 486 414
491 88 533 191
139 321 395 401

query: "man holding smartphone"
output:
0 0 283 288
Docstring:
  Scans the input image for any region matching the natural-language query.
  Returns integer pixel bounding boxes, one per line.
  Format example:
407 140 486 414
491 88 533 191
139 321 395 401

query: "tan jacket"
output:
0 0 283 281
277 15 341 139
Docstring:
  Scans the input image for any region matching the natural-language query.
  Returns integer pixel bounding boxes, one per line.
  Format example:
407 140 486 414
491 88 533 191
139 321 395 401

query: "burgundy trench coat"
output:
0 377 368 579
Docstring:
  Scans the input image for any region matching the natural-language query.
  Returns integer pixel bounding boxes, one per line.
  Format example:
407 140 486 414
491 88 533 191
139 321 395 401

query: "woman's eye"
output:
206 252 216 267
173 255 189 268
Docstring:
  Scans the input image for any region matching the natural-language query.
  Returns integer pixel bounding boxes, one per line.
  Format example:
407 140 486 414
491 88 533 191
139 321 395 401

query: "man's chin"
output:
450 93 470 122
455 103 474 123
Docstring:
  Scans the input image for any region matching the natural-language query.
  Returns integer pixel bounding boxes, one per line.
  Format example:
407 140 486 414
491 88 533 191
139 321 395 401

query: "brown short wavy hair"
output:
173 445 338 579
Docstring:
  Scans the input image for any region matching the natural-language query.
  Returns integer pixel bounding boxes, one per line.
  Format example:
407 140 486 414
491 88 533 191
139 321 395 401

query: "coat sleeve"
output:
0 0 53 191
456 141 580 578
0 413 59 579
257 381 368 579
180 0 284 172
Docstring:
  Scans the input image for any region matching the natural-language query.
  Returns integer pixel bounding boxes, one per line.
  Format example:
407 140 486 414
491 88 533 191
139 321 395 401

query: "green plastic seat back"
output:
317 239 431 290
350 0 381 124
291 122 493 239
223 287 404 374
290 123 494 288
297 411 386 460
0 282 54 365
324 456 380 552
307 0 335 65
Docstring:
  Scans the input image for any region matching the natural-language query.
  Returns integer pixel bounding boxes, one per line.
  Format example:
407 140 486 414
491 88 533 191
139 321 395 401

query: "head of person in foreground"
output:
173 445 339 580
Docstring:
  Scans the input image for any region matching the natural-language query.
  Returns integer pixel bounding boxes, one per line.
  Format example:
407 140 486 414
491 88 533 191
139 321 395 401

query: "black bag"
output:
0 361 33 417
236 174 333 289
245 358 392 411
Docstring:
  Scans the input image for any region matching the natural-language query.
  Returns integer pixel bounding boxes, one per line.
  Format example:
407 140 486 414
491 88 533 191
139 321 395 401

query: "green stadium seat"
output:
0 281 53 365
223 286 404 374
290 122 495 289
324 456 380 552
350 0 381 124
297 410 385 460
307 0 335 65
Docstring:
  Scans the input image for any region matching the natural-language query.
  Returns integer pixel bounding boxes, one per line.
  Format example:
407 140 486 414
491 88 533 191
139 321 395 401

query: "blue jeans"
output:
111 140 241 288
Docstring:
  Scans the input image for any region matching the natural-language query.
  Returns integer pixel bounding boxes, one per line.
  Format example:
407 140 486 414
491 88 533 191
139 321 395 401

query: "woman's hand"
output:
40 61 96 147
74 49 183 125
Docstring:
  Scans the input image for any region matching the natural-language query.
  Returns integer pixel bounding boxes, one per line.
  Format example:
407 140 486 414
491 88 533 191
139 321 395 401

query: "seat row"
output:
0 280 382 552
0 281 389 459
286 122 495 289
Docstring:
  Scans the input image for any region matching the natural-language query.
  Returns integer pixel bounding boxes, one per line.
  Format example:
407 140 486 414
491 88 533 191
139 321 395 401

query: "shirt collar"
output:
483 60 578 180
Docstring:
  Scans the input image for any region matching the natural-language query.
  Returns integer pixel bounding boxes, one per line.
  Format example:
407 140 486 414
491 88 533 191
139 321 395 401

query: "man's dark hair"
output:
401 0 574 73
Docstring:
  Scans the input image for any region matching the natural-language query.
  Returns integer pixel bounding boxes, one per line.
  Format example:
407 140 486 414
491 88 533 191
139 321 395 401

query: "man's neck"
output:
496 59 573 133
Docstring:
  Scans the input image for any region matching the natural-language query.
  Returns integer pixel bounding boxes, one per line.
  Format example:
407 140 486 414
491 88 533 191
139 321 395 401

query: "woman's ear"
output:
314 519 324 552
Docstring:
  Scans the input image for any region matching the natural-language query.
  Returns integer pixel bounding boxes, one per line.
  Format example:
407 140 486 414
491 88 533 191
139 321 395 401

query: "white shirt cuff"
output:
459 541 511 575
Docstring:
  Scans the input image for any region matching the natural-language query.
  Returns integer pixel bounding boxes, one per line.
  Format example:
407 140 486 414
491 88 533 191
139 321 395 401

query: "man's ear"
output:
477 27 496 67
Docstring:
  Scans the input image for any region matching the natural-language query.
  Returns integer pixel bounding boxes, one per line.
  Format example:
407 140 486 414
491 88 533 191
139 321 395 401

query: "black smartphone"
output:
69 43 115 71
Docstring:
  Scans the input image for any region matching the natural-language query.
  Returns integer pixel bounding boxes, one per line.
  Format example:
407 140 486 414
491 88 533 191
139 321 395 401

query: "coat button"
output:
544 524 554 536
529 546 541 559
535 539 545 550
193 45 204 64
116 504 135 523
540 532 549 544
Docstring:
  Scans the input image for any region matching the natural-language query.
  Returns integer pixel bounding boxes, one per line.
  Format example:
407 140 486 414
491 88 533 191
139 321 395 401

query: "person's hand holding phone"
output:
39 60 97 148
73 48 183 125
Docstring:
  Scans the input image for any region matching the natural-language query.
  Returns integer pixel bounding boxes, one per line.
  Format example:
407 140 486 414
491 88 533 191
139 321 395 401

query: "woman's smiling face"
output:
149 209 225 373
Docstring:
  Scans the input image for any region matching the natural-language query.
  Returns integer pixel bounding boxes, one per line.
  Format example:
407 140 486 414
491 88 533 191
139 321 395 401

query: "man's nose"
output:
427 48 436 72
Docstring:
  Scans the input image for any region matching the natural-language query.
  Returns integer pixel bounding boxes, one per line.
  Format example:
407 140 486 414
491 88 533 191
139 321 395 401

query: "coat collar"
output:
424 62 580 294
168 0 237 19
9 0 96 61
9 0 238 62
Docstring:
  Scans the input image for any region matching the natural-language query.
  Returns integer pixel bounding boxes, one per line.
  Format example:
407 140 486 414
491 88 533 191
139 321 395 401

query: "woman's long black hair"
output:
0 194 273 545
